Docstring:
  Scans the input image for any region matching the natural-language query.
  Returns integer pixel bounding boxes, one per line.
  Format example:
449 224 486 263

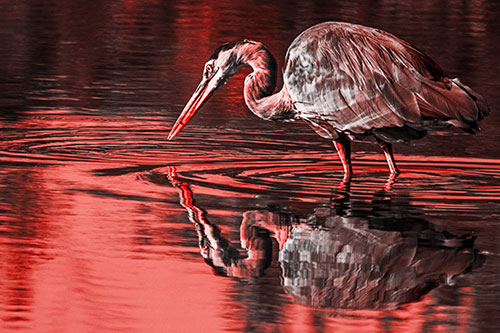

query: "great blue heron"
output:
168 22 489 178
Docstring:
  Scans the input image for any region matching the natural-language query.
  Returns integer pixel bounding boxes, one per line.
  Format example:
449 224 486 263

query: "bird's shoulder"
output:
283 22 438 136
284 22 445 83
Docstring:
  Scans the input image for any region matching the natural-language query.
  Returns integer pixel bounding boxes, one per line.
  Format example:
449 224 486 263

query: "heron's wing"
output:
284 22 487 141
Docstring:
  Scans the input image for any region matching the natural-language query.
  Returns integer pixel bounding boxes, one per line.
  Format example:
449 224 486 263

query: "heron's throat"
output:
238 43 294 121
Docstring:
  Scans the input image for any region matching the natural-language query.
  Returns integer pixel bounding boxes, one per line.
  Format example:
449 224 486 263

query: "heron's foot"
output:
329 173 351 214
341 169 352 183
389 167 400 176
333 136 353 182
339 172 351 196
385 170 400 192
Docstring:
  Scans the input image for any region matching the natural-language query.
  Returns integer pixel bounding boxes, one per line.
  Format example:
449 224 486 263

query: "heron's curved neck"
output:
237 43 294 120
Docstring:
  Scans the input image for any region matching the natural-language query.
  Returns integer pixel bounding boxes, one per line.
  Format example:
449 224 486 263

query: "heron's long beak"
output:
168 78 216 140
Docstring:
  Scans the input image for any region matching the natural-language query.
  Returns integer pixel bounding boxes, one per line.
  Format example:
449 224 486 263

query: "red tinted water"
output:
1 0 499 331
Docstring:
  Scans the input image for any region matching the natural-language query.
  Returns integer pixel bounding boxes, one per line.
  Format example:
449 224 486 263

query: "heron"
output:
168 22 489 178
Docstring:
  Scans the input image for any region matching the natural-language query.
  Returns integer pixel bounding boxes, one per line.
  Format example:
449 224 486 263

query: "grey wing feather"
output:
284 22 488 142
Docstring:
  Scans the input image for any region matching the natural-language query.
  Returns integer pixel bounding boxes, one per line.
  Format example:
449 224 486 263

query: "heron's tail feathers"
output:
416 78 490 133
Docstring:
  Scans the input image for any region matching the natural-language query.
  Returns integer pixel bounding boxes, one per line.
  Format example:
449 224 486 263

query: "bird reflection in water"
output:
166 167 484 310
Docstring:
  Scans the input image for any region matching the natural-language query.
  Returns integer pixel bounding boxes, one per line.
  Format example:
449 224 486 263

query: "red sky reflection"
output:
0 152 488 331
1 164 230 331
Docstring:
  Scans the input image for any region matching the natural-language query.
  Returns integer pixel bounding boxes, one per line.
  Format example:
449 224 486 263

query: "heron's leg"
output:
332 135 352 180
330 177 351 216
376 138 400 175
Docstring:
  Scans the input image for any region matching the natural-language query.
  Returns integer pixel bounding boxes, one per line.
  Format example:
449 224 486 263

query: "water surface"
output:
1 0 499 331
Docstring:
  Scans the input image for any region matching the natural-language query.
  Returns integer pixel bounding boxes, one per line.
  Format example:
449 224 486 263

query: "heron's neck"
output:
237 43 294 120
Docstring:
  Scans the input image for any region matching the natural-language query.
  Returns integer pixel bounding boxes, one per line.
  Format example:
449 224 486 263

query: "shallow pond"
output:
1 1 499 331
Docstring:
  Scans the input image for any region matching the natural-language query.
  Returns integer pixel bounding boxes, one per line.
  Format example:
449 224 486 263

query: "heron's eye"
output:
205 64 214 76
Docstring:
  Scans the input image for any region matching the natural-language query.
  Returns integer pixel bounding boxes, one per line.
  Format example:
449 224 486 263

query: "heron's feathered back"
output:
284 22 489 143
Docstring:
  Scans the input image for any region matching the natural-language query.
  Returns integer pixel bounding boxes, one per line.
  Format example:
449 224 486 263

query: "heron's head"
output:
167 41 254 140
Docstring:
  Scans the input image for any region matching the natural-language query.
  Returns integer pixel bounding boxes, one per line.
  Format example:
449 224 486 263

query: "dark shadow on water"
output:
164 166 485 310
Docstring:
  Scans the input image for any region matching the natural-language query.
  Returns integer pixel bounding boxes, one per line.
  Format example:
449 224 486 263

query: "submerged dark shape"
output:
168 22 489 178
166 167 484 310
